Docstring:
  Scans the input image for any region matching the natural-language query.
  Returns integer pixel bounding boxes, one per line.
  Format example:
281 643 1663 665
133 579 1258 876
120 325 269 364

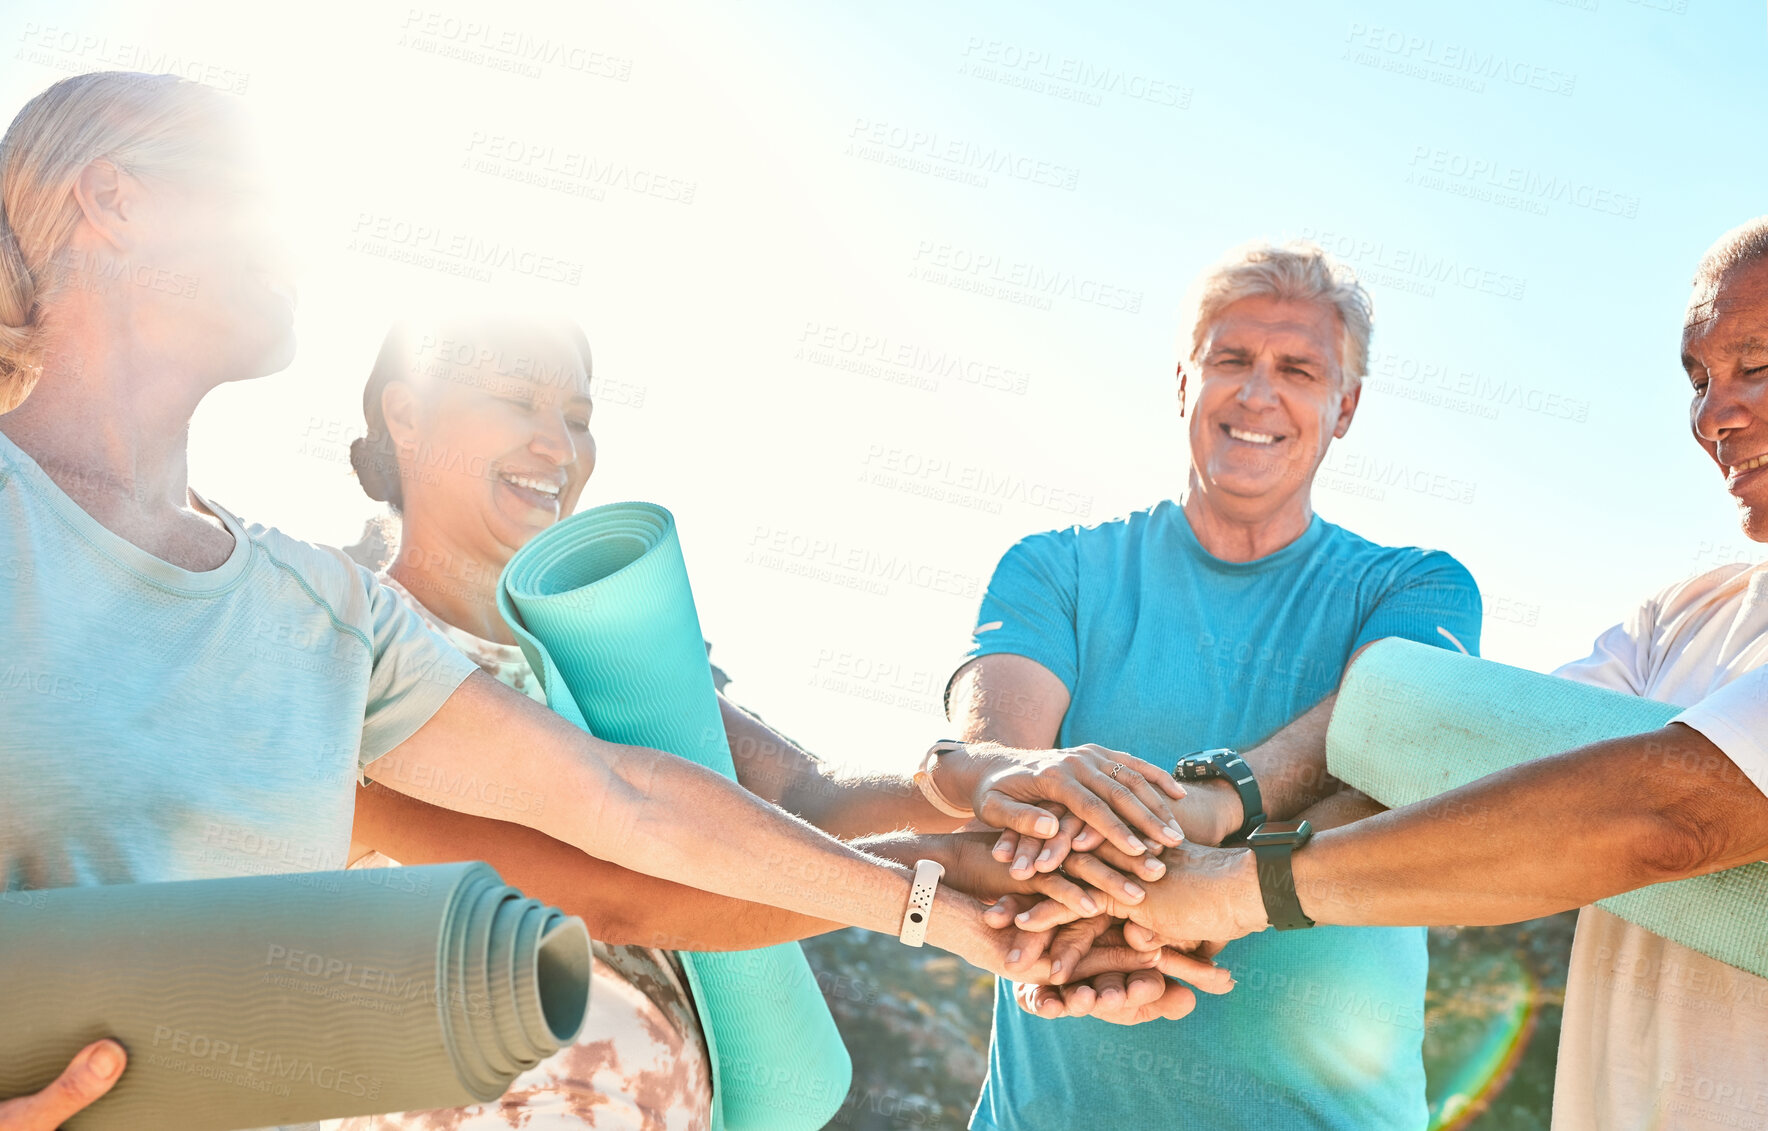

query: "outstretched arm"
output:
367 672 1013 969
351 781 1101 952
365 672 1161 981
350 780 840 951
1026 722 1768 942
723 689 1187 854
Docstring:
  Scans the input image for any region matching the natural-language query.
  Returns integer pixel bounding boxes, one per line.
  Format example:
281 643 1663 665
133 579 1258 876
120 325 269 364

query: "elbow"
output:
1628 801 1726 886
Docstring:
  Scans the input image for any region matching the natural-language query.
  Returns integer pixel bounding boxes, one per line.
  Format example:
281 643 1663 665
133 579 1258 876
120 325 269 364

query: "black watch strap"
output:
1249 823 1316 931
1173 748 1265 842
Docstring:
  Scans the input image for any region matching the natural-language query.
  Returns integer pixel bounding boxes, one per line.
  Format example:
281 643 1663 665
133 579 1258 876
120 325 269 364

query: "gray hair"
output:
1688 216 1768 322
1183 240 1374 387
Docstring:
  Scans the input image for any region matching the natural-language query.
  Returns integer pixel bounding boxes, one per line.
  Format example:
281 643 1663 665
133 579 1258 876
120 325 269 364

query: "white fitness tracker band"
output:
899 859 945 947
914 740 975 819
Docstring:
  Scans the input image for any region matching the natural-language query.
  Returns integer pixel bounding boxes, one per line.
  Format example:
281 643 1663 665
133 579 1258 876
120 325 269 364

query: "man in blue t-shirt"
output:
946 241 1481 1130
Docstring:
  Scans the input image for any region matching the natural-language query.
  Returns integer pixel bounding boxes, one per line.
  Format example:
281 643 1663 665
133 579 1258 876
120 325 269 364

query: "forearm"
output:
1242 694 1344 822
722 695 961 838
724 694 1086 843
370 674 926 935
350 783 840 950
1294 725 1768 926
1293 786 1385 833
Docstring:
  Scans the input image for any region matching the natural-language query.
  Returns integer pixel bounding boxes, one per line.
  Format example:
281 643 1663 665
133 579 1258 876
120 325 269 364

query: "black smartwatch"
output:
1172 748 1265 843
1245 819 1316 931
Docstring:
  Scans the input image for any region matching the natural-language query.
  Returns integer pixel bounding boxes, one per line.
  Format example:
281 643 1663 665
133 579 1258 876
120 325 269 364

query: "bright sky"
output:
5 0 1765 771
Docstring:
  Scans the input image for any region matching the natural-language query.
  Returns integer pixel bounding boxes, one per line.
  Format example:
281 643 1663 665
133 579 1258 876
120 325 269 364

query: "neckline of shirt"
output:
1167 500 1327 574
0 426 252 595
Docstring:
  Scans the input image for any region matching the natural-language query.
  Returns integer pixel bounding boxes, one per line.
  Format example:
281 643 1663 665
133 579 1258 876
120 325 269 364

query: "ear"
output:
380 381 423 451
1332 379 1362 439
69 160 133 253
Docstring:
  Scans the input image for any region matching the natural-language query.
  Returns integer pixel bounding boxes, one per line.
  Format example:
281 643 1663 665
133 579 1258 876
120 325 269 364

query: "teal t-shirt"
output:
959 500 1481 1131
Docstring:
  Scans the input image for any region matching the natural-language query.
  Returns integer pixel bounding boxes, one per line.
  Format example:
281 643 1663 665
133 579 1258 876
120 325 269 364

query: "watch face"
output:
1247 819 1311 844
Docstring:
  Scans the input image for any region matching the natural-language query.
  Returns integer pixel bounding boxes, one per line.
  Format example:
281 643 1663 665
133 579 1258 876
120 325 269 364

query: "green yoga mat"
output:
0 862 591 1130
498 501 852 1131
1328 638 1768 978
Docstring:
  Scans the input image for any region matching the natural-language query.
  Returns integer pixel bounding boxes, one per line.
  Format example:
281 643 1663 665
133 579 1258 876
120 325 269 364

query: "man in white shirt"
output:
1009 215 1768 1129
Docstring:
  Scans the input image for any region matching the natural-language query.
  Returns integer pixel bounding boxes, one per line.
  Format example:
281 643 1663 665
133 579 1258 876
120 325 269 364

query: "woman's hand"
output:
1014 936 1233 1025
927 887 1166 987
856 831 1165 926
937 743 1188 875
0 1040 126 1130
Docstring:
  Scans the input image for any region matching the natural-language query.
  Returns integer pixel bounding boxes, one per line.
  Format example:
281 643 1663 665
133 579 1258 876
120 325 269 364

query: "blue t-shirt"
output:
959 500 1481 1131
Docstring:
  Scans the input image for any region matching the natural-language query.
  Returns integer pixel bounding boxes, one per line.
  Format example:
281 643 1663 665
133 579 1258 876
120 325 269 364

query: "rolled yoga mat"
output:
1327 637 1768 978
0 862 591 1130
498 501 852 1131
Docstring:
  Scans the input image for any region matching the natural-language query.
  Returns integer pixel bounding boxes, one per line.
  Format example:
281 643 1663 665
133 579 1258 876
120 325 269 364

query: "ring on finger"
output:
1107 761 1129 782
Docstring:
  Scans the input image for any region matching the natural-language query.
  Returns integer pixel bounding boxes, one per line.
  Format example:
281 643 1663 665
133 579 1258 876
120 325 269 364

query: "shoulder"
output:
223 506 385 620
1027 500 1173 550
991 501 1173 572
1651 561 1755 612
1315 519 1475 587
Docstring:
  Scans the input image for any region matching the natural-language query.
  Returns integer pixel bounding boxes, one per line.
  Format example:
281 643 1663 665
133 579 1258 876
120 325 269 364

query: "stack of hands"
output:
899 741 1270 1026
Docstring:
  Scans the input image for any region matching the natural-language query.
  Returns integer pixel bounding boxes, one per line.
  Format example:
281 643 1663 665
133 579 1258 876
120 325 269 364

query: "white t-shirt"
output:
1550 562 1768 1131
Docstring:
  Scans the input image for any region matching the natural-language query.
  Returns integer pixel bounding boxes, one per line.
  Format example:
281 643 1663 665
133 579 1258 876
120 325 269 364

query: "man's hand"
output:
998 841 1270 945
936 742 1187 876
0 1040 126 1130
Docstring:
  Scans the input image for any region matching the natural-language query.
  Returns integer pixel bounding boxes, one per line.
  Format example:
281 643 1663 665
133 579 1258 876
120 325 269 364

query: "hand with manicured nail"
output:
0 1039 127 1130
1014 934 1234 1025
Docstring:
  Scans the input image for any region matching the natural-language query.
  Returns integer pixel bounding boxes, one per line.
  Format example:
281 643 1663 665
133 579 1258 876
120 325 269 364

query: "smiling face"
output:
388 323 597 566
1185 294 1361 523
1687 256 1768 540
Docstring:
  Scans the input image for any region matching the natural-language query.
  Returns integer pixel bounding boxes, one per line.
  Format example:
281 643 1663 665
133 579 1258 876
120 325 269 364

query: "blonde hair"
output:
0 71 232 411
1183 240 1374 387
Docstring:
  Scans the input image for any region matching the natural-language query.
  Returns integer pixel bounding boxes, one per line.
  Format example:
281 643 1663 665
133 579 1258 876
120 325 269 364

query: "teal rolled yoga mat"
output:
1327 638 1768 978
498 501 852 1131
0 862 591 1130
